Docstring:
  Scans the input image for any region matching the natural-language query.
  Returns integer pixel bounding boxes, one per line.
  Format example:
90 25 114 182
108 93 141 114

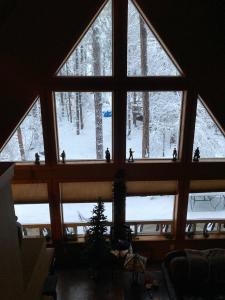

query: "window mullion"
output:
113 0 128 164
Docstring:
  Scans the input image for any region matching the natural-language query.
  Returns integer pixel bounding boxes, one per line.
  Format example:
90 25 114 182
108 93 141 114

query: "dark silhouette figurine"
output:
193 147 200 161
15 215 23 246
128 148 134 162
35 152 40 165
61 150 66 163
172 148 177 161
105 148 110 163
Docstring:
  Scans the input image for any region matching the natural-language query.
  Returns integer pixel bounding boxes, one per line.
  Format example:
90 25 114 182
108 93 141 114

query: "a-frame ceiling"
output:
0 0 224 149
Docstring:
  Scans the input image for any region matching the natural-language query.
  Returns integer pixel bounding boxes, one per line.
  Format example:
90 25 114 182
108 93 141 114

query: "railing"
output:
21 219 225 241
125 220 173 237
22 224 51 241
63 222 113 241
186 219 225 238
63 220 174 240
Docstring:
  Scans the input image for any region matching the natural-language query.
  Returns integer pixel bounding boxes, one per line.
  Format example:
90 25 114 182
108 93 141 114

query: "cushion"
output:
169 256 188 285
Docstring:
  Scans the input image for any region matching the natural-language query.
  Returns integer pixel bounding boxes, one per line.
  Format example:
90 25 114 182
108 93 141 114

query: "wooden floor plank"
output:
56 268 169 300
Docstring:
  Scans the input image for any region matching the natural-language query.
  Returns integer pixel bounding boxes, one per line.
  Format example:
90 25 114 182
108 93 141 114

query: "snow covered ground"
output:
56 92 112 160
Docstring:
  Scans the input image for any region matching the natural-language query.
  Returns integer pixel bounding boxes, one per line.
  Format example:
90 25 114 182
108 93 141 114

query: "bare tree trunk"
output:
80 45 84 70
103 52 106 76
75 92 80 135
127 94 132 136
31 101 39 149
79 93 84 130
140 16 150 158
83 47 87 76
73 49 80 134
94 93 103 159
162 128 165 157
132 92 137 127
17 126 25 160
68 92 73 123
32 101 38 118
65 99 70 122
79 47 84 129
60 92 65 118
93 26 103 159
75 48 79 75
58 70 65 117
65 62 73 123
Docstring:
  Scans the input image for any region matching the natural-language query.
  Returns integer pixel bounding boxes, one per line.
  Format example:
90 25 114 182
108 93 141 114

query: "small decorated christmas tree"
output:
86 198 109 274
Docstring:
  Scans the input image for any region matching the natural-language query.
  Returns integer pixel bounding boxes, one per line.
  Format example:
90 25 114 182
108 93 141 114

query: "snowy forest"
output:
0 0 225 162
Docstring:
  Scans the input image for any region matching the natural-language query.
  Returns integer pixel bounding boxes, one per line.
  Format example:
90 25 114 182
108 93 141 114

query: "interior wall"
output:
0 167 23 300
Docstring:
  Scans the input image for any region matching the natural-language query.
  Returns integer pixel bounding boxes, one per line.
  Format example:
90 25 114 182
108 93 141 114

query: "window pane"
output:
58 0 112 76
0 99 45 162
14 204 50 224
127 0 180 76
187 192 225 221
126 91 182 159
63 202 112 222
55 92 112 160
193 99 225 159
126 195 174 221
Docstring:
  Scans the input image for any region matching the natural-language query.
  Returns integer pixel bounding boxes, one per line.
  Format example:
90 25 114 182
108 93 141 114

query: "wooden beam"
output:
47 76 188 91
179 89 198 163
13 161 225 182
175 89 197 240
113 90 127 165
40 89 58 165
174 179 189 240
48 180 63 241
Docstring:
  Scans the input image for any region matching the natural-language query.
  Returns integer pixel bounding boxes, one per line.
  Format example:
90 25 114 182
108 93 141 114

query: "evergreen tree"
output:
86 199 109 271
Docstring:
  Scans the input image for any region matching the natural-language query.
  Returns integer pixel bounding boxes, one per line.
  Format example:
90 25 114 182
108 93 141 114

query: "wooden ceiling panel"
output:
0 0 105 149
135 0 225 130
0 0 106 79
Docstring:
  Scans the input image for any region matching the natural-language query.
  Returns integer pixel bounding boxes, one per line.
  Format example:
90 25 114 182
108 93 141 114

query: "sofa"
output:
162 248 225 300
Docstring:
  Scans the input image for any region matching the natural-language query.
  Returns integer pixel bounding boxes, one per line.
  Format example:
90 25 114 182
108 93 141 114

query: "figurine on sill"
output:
172 147 177 161
128 148 134 162
34 152 40 165
60 150 66 163
15 215 23 247
105 148 110 163
193 147 200 162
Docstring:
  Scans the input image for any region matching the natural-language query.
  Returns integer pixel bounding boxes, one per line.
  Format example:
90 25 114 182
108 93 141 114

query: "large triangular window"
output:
127 0 181 76
193 98 225 159
57 0 112 76
0 98 45 162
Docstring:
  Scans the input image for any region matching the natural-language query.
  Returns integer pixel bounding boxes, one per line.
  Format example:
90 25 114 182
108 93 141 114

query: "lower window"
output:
63 202 112 237
126 195 175 236
14 204 51 240
186 192 225 237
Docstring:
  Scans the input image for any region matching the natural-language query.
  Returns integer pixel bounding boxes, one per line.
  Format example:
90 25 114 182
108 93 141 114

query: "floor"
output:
56 267 169 300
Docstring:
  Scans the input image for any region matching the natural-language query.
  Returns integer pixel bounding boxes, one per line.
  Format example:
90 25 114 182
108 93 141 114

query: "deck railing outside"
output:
21 219 225 241
22 224 51 241
186 219 225 238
